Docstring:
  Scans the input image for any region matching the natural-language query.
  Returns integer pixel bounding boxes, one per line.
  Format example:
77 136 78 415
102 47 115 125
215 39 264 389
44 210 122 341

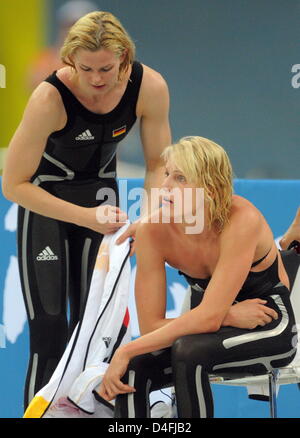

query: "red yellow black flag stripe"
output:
112 125 127 137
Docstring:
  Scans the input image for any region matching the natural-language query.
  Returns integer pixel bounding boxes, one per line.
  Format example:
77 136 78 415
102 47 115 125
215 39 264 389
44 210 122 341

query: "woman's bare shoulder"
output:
224 195 262 237
231 195 261 218
31 79 64 105
139 63 169 97
136 212 170 248
22 80 66 133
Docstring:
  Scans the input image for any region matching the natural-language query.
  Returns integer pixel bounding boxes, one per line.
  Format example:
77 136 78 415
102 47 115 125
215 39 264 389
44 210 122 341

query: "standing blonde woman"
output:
2 11 171 409
98 136 297 418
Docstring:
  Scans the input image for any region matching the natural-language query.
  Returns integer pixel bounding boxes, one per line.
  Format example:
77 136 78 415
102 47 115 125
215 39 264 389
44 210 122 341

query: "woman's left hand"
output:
116 222 139 255
98 348 135 401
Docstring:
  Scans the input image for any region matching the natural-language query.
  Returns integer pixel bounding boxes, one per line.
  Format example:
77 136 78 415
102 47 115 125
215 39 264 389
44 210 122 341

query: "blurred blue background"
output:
1 177 300 418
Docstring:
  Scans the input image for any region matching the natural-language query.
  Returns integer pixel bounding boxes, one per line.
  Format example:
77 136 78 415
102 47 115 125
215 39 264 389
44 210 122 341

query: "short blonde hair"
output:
162 136 233 231
60 11 136 80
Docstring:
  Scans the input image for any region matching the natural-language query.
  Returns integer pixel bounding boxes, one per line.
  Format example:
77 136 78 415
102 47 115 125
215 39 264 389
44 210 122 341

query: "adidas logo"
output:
102 337 112 348
36 246 59 261
75 129 95 141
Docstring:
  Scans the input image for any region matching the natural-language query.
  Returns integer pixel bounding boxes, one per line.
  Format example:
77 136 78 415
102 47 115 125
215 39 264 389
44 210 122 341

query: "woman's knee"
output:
120 352 156 386
126 352 157 374
29 313 68 354
172 333 216 366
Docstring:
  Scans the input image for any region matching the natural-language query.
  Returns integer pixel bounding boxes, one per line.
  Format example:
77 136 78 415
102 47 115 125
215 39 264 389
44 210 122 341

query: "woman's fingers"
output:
96 205 128 225
263 306 278 320
257 302 278 326
100 379 135 401
129 239 136 256
107 206 128 222
259 303 278 320
107 378 135 395
116 228 131 244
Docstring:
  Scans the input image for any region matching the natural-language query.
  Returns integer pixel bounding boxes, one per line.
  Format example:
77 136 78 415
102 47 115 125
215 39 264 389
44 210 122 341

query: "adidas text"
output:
36 246 59 261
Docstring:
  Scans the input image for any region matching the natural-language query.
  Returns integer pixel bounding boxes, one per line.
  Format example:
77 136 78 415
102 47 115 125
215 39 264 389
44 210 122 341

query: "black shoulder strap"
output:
126 61 144 104
44 71 76 112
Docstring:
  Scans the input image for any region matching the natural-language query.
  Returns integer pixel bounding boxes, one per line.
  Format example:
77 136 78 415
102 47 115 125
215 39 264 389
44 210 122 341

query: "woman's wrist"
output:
115 344 134 361
222 306 234 327
72 205 88 227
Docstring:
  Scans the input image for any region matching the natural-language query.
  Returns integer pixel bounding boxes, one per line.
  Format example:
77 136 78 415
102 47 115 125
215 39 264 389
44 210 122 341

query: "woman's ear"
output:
119 49 128 64
67 54 77 72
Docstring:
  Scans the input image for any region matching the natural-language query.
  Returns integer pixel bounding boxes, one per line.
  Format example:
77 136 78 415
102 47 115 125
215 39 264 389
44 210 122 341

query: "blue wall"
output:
0 177 299 418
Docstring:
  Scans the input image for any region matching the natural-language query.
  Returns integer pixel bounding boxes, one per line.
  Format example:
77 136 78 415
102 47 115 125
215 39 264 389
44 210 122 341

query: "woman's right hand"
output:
81 205 128 235
223 298 278 329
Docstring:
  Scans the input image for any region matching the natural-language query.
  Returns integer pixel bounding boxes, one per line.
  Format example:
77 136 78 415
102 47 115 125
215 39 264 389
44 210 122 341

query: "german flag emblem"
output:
112 125 127 137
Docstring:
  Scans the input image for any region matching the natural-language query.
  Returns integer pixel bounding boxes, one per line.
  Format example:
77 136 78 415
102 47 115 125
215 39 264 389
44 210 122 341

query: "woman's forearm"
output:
6 181 85 226
122 307 217 360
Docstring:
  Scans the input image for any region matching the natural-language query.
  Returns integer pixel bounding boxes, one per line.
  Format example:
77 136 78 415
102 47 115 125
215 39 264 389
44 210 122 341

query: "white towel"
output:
24 223 131 418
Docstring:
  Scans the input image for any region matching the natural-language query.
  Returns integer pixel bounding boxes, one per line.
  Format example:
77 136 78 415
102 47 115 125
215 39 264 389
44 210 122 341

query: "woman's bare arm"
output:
99 206 275 400
2 83 85 224
2 84 127 233
123 206 262 358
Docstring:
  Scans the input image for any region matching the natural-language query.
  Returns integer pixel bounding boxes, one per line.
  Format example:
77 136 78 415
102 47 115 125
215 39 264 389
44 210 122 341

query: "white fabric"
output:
29 223 132 418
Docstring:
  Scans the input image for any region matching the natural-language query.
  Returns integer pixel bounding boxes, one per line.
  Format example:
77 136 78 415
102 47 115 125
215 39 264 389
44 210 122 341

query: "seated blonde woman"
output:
98 136 297 418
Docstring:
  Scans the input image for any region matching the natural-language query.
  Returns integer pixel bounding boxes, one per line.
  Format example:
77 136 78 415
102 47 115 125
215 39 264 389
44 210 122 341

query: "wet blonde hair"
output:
60 11 135 80
162 136 233 231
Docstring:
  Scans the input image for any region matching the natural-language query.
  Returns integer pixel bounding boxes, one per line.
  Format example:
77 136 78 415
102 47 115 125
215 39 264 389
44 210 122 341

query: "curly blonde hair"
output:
60 11 135 80
162 136 233 231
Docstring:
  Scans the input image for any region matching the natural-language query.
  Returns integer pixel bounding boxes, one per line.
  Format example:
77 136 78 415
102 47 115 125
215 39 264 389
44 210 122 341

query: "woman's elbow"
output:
1 178 13 201
208 319 222 333
196 315 222 334
203 321 221 333
1 177 20 203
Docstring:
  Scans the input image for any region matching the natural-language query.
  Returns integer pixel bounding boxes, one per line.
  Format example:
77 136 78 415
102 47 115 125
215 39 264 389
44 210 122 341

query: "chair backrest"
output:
280 248 300 367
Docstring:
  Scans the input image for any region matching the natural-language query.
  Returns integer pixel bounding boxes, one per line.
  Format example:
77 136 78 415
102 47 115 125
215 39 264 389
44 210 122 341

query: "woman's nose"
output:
91 73 103 85
161 175 172 190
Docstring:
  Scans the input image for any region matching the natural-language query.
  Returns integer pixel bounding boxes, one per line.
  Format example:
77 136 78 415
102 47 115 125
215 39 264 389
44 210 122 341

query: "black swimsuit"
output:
17 62 143 410
178 249 283 302
115 250 297 418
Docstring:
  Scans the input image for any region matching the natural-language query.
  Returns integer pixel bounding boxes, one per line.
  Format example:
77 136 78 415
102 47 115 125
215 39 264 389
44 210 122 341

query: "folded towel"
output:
24 223 131 418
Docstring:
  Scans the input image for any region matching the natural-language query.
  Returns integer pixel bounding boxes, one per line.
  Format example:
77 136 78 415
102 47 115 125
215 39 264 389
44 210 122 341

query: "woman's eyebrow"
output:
79 63 113 69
